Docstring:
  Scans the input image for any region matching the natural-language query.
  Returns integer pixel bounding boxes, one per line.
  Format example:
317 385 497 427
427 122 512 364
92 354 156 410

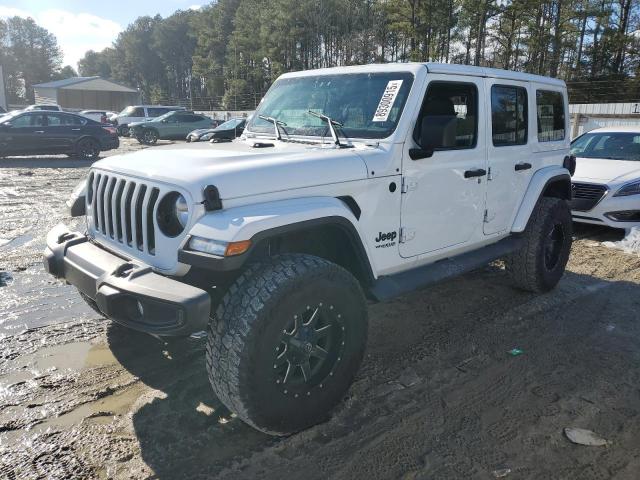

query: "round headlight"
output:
175 194 189 227
157 192 189 237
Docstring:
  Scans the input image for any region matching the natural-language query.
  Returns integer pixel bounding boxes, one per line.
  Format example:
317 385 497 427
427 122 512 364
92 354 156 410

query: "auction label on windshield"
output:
373 80 403 122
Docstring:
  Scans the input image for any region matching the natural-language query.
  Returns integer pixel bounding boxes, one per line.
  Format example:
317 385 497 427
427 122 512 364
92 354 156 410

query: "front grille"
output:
570 182 608 212
88 172 161 255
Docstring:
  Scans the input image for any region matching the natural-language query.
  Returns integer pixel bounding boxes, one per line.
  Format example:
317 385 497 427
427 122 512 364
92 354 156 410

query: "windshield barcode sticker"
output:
373 80 403 122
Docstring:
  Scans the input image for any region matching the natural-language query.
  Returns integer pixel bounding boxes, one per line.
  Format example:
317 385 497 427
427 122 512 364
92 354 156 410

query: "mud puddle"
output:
0 264 93 335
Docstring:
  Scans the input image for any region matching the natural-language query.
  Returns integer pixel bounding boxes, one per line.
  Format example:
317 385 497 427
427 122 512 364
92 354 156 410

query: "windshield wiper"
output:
306 110 349 147
258 115 287 140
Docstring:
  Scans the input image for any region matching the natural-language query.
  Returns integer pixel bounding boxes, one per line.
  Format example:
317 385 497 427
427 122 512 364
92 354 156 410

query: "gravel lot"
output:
1 139 640 479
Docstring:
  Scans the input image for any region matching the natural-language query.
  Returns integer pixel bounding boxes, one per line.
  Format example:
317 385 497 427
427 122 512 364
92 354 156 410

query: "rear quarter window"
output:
536 90 566 142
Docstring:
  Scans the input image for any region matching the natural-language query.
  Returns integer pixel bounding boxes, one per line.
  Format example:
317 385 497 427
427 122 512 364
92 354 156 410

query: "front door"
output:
0 113 47 155
400 76 488 258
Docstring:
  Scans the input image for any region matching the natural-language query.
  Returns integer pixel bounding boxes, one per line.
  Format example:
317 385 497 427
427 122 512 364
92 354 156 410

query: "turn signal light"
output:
225 240 251 257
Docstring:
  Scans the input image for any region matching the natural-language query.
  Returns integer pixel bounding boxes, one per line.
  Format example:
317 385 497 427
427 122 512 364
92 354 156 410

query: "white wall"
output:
569 103 640 138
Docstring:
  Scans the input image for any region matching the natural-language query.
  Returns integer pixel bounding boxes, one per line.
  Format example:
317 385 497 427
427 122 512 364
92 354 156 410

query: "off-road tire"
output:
206 254 368 435
505 197 572 292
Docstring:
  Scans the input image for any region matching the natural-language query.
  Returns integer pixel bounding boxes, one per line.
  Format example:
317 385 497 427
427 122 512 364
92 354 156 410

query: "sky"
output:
0 1 205 71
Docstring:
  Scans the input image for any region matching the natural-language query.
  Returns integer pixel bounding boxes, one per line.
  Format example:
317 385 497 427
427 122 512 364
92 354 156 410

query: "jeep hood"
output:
93 141 369 201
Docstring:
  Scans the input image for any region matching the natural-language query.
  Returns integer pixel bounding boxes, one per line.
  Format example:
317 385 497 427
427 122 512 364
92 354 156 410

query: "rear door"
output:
44 113 84 152
400 76 488 257
483 80 533 235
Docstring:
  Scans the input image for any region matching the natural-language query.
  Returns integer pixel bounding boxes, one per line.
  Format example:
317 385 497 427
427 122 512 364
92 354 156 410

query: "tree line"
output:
1 16 77 104
3 1 640 108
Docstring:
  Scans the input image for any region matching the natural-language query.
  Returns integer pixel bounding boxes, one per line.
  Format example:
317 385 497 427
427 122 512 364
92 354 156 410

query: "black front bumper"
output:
43 225 210 336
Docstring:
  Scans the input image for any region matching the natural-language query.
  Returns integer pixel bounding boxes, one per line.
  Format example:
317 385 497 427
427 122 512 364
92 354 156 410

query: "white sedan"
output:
571 126 640 229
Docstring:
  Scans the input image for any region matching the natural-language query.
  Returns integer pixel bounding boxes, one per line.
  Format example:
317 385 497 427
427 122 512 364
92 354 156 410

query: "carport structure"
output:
33 77 140 112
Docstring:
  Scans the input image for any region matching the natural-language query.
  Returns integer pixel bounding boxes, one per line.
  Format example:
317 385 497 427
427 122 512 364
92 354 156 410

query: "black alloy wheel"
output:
76 138 100 160
274 303 345 392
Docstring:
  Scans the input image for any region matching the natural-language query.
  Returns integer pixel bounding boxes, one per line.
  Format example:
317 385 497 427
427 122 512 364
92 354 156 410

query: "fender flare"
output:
511 166 571 233
179 197 375 282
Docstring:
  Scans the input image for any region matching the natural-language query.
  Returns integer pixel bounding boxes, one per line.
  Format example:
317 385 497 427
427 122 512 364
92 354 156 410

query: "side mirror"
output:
410 117 435 160
161 119 168 123
1 122 12 129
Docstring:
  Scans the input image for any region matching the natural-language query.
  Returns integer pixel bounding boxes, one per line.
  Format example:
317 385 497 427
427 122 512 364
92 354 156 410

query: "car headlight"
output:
188 236 252 257
157 192 189 237
614 181 640 197
201 133 213 141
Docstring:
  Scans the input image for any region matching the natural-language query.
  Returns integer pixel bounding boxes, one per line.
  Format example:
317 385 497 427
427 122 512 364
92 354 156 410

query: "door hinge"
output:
487 167 493 181
483 209 496 223
401 177 417 193
399 227 416 243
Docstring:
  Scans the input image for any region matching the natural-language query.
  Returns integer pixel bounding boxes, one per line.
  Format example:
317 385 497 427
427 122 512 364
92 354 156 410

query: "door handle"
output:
515 162 532 171
71 128 81 131
464 168 487 179
34 130 44 134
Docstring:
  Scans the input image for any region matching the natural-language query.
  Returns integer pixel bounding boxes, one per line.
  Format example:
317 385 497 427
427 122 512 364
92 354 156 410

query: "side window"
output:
536 90 565 142
414 82 478 151
491 85 527 146
147 108 169 117
131 107 146 117
187 115 206 122
47 113 87 126
10 114 36 127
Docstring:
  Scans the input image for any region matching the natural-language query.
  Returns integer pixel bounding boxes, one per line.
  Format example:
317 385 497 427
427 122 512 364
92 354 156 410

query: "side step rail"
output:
369 236 523 302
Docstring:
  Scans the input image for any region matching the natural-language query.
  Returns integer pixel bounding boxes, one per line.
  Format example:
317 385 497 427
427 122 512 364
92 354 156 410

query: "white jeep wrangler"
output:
45 63 575 435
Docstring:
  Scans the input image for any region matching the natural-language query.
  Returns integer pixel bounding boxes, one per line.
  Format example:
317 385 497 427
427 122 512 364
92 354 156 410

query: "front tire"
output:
505 197 573 292
206 254 368 435
140 129 158 145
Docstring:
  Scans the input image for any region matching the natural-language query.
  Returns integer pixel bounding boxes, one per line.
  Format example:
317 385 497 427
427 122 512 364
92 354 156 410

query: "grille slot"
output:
571 182 607 212
88 174 168 256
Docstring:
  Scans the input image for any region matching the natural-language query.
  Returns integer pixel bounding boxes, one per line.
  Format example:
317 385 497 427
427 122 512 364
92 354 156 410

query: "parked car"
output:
45 63 573 436
25 104 62 112
186 117 246 142
130 111 215 144
80 110 116 124
111 105 186 136
0 110 118 159
570 126 640 229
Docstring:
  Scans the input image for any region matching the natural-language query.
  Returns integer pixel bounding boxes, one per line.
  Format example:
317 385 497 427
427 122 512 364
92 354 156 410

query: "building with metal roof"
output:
33 77 140 111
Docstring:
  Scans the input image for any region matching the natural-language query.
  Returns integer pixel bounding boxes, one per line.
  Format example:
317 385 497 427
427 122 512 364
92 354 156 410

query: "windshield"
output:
247 72 414 140
571 132 640 161
216 118 243 130
0 111 21 123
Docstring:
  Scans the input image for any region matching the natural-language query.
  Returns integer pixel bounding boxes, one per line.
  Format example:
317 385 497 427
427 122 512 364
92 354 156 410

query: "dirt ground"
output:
1 139 640 479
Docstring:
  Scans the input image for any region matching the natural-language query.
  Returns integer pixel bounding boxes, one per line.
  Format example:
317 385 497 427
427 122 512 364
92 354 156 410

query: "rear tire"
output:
206 254 368 435
76 138 100 160
505 197 573 292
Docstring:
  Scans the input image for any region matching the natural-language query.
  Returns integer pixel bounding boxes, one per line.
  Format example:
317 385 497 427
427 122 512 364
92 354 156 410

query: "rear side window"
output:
147 108 169 117
413 81 478 150
536 90 565 142
47 113 87 126
491 85 527 146
185 114 206 122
